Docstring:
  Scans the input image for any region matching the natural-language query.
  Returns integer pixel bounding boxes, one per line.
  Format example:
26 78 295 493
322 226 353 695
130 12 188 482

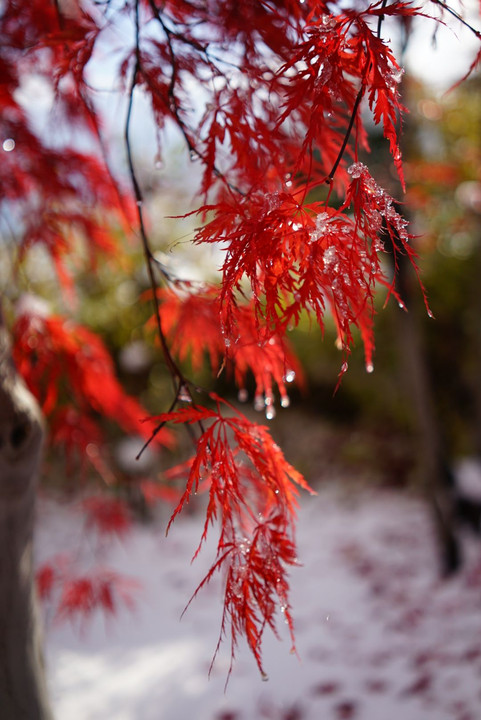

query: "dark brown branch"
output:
326 87 364 182
146 0 245 197
126 1 185 391
430 0 481 39
326 0 389 183
126 1 209 456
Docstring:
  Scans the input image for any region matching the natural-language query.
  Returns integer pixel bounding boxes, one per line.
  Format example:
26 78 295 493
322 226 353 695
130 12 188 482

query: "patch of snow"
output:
37 485 481 720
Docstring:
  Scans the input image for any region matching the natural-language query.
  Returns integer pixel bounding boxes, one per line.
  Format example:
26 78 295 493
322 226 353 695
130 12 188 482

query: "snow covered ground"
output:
37 469 481 720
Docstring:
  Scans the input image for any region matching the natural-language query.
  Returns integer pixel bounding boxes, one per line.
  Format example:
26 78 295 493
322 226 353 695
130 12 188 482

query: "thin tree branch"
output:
326 0 389 183
125 0 185 392
430 0 481 39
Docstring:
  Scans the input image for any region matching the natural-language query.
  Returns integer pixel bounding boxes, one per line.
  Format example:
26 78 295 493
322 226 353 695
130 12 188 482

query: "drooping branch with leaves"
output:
1 0 481 690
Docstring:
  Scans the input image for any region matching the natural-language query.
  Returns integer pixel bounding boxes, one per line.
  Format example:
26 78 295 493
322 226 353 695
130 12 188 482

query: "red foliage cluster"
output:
1 0 480 678
12 311 173 479
157 285 303 411
82 496 132 537
36 562 138 620
155 394 312 675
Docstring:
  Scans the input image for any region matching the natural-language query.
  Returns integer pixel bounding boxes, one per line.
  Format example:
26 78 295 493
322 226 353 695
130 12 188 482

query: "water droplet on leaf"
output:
390 66 404 84
347 162 366 179
178 385 192 402
254 395 265 412
265 405 276 420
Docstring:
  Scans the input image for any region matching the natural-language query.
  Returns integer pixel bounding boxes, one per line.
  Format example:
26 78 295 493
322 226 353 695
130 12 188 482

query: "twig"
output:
430 0 481 39
326 0 389 183
125 1 185 391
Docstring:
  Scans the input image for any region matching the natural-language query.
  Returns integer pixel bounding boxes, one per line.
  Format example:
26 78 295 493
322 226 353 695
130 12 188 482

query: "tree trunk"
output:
394 251 461 575
0 321 53 719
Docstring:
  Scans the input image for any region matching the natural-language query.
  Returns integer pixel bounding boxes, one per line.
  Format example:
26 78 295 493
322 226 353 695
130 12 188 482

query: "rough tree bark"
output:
0 316 53 719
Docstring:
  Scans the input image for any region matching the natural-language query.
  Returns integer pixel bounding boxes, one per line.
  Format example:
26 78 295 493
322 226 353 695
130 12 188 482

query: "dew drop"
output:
178 385 192 402
284 369 296 383
261 673 269 682
427 309 434 318
366 363 374 374
238 388 248 403
224 337 231 348
265 405 276 420
2 138 15 152
347 162 366 179
280 396 290 408
390 66 404 84
254 395 265 412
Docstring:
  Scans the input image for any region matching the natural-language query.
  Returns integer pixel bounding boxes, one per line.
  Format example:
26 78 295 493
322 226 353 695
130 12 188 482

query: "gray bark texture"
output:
0 321 53 719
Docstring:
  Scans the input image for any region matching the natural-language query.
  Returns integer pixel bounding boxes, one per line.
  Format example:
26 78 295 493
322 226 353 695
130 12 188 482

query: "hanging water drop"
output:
366 363 374 374
238 388 248 403
265 405 276 420
254 395 265 412
284 369 296 383
2 138 15 152
178 385 192 402
280 396 290 408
